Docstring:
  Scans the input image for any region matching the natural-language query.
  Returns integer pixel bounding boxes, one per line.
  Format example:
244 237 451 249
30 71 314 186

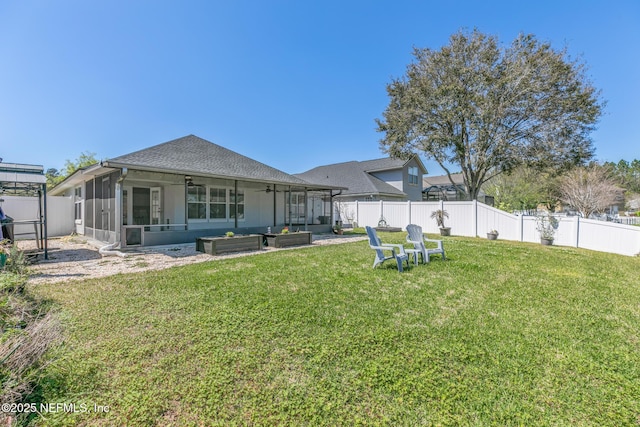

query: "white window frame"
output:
187 185 246 223
187 185 208 222
208 187 228 222
74 186 83 224
408 166 419 186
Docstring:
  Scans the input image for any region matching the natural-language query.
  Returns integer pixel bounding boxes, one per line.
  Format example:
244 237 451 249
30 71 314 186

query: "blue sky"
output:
1 0 638 176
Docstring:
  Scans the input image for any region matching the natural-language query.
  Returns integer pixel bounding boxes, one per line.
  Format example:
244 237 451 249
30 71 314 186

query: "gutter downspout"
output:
99 241 127 257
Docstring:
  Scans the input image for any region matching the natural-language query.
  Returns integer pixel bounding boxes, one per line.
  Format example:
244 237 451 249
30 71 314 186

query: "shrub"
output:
0 251 61 425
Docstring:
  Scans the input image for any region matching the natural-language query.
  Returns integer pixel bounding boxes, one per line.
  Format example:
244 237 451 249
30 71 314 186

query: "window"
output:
230 189 244 219
74 186 82 221
209 188 227 219
187 185 207 219
408 166 419 185
188 186 245 221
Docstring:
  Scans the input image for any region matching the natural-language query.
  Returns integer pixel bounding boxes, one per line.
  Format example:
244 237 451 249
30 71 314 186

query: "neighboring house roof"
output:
423 173 464 188
103 134 310 186
359 157 407 172
422 173 466 200
295 156 425 199
0 162 46 190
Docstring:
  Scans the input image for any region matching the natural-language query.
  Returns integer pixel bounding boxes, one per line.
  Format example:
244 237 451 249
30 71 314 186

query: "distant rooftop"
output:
0 162 46 195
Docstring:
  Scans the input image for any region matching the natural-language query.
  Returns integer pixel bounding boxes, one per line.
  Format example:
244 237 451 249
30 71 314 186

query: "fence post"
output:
379 200 384 225
519 214 524 242
574 216 580 248
472 199 478 237
355 200 359 228
407 200 411 228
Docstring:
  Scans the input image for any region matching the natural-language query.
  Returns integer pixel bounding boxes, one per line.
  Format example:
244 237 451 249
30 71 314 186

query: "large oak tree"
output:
377 29 604 200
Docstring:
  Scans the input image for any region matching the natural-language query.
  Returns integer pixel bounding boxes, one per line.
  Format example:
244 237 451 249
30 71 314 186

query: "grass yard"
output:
31 234 640 426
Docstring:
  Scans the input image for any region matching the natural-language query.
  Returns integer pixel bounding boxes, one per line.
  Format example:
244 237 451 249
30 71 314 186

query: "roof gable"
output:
359 157 405 172
359 156 427 174
104 135 309 186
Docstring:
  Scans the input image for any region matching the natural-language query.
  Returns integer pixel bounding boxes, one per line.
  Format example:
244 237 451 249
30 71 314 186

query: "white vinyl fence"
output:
337 200 640 257
1 195 74 238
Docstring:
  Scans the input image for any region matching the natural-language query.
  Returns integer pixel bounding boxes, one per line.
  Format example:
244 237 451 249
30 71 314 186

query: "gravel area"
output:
19 233 367 285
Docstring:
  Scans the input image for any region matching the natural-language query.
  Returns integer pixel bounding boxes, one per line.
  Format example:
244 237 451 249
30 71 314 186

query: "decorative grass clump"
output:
33 234 640 426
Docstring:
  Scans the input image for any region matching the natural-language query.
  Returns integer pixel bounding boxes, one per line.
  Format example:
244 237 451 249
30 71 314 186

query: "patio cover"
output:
0 162 48 259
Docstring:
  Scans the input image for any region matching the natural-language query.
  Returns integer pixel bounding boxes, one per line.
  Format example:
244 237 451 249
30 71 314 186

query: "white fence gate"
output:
337 200 640 257
1 195 74 238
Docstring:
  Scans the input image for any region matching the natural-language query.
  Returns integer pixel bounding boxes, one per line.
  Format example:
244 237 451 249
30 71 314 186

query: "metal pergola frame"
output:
0 162 48 259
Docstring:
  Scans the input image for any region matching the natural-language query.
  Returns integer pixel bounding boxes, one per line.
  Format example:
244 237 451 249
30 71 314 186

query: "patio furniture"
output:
365 226 410 272
406 224 446 264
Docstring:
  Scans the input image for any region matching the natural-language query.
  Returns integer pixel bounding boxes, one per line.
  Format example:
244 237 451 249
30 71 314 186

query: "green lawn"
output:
32 234 640 426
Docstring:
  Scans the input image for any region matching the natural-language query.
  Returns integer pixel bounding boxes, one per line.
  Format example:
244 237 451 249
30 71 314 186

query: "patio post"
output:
41 185 48 259
273 184 277 227
304 188 308 231
234 180 238 229
184 176 190 231
288 186 292 228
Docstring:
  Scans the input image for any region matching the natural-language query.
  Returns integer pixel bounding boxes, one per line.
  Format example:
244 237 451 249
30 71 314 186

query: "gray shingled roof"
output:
359 157 407 172
294 160 407 198
423 173 464 187
104 135 311 186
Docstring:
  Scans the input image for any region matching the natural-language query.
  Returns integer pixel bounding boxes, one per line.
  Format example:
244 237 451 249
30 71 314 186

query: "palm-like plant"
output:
430 209 449 229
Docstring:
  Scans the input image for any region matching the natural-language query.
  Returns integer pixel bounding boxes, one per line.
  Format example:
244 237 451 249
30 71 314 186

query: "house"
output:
295 156 427 203
50 135 343 247
422 173 493 204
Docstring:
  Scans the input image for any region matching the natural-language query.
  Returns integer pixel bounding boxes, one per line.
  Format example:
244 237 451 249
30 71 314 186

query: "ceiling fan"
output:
256 185 281 193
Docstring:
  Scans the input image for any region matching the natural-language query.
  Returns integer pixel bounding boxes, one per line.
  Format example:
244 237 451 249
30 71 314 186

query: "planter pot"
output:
487 233 498 240
263 231 312 248
196 235 263 254
439 227 451 236
540 238 554 246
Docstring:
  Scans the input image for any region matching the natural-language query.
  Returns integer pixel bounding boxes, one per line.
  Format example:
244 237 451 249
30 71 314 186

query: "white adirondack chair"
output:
365 226 410 272
406 224 446 264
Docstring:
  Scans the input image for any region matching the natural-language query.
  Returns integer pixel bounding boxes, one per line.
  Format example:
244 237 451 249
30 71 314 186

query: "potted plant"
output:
281 227 289 234
536 213 559 245
332 223 343 235
431 209 450 236
225 231 235 238
487 229 499 240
